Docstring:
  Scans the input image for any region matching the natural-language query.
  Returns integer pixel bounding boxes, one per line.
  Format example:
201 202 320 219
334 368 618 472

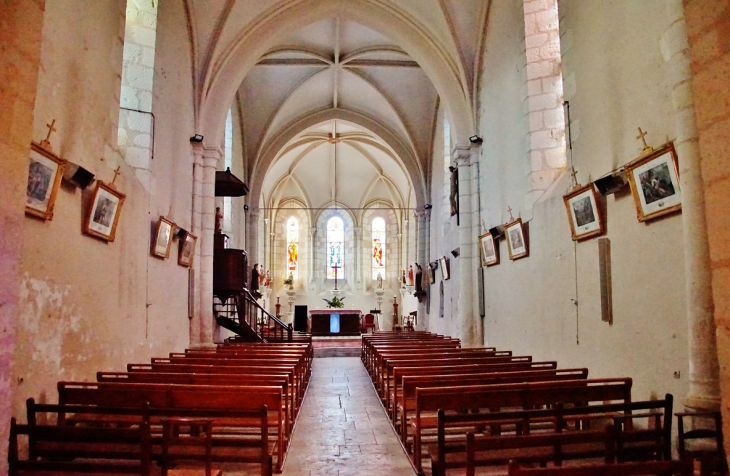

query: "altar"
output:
308 310 362 336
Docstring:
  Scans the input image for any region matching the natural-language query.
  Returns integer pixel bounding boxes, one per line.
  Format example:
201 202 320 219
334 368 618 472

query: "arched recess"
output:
250 108 426 211
195 0 474 149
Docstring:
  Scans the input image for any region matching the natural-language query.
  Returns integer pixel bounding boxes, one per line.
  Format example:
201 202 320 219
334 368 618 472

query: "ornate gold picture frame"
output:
84 182 125 242
178 233 197 267
479 231 499 266
152 217 175 258
505 218 528 260
626 142 681 222
26 142 66 220
563 184 604 241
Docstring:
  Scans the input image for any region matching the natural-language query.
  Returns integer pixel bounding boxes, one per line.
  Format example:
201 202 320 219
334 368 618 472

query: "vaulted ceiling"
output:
182 0 491 209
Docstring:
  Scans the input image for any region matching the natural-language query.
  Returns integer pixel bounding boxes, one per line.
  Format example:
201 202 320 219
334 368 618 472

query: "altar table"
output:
308 310 362 336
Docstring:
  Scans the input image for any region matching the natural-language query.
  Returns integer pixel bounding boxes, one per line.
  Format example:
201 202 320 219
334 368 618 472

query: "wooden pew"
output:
506 458 692 476
395 368 589 441
378 355 533 398
388 361 559 420
409 378 633 472
97 372 296 432
24 400 273 476
452 397 673 476
373 348 507 387
56 382 287 473
128 363 302 403
9 415 153 476
152 356 306 398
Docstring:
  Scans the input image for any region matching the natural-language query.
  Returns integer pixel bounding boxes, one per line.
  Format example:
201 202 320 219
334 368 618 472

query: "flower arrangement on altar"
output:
323 296 345 309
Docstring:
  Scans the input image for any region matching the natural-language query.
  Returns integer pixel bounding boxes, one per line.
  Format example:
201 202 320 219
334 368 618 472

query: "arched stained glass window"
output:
286 217 299 279
327 217 344 279
372 217 386 279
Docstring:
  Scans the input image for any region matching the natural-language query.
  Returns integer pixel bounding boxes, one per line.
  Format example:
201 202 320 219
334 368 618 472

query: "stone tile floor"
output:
217 357 416 475
280 357 415 475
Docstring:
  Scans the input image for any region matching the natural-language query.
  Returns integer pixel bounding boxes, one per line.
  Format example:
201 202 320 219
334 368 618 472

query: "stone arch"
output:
196 0 474 154
251 108 426 211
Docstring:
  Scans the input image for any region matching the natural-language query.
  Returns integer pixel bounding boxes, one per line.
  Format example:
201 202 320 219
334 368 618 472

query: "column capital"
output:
309 227 317 236
452 144 473 166
353 226 363 236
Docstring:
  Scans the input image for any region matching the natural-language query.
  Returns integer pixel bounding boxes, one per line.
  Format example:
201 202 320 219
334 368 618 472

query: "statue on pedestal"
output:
376 272 383 290
250 263 261 298
215 207 223 234
408 265 414 286
264 270 271 287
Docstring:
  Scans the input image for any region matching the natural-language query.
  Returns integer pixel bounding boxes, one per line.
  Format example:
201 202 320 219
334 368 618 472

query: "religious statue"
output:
258 264 265 285
264 270 271 287
401 269 406 288
408 265 414 286
250 263 260 297
415 264 423 294
449 165 459 217
376 272 383 290
215 207 223 234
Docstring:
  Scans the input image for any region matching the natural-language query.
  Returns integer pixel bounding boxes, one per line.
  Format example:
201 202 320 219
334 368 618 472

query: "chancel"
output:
2 0 730 474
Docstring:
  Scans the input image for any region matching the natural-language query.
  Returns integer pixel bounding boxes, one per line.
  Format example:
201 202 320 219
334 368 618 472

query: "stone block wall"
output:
118 0 158 190
524 0 566 209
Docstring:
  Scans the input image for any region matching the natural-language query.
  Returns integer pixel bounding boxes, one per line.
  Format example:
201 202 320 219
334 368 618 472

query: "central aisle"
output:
282 357 415 475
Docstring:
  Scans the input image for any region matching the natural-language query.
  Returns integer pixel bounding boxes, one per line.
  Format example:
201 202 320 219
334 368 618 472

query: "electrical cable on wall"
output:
563 101 580 345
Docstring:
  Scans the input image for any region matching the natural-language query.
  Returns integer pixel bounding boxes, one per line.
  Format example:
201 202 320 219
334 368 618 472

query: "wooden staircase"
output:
215 289 309 343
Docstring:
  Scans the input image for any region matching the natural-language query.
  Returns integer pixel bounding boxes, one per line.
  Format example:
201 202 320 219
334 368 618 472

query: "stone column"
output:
198 146 220 347
354 226 362 287
661 0 720 410
0 2 45 471
397 232 403 288
454 145 479 347
308 227 317 283
470 146 484 345
247 210 260 272
189 144 204 346
415 209 428 330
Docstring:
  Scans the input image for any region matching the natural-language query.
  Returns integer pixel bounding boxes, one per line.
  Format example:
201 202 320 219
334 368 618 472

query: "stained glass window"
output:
286 217 299 279
327 216 344 279
372 217 386 279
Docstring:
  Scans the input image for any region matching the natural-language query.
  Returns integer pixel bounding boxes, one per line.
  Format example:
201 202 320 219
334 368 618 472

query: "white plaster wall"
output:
14 0 193 417
437 0 691 404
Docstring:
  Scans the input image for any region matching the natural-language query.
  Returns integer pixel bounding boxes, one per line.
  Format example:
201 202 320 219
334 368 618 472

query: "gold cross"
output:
39 119 57 150
570 166 579 184
636 127 649 149
109 166 122 189
507 206 514 221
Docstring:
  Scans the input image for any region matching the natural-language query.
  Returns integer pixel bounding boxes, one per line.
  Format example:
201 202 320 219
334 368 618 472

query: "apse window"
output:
286 217 299 279
327 216 344 279
372 217 386 279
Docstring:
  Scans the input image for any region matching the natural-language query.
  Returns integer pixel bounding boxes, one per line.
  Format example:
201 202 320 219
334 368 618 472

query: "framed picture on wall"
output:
479 231 499 266
626 142 681 222
25 142 66 220
563 184 604 241
505 218 528 260
178 233 197 267
84 181 125 242
439 256 450 280
152 216 175 258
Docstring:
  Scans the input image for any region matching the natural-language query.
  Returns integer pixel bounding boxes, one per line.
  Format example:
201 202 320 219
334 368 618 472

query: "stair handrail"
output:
241 289 293 342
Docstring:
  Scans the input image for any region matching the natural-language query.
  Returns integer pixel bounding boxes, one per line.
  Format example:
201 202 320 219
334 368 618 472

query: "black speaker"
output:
294 305 308 332
62 162 95 190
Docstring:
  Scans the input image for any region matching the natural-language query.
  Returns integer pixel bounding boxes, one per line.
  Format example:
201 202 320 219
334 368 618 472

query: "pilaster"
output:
454 145 480 347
